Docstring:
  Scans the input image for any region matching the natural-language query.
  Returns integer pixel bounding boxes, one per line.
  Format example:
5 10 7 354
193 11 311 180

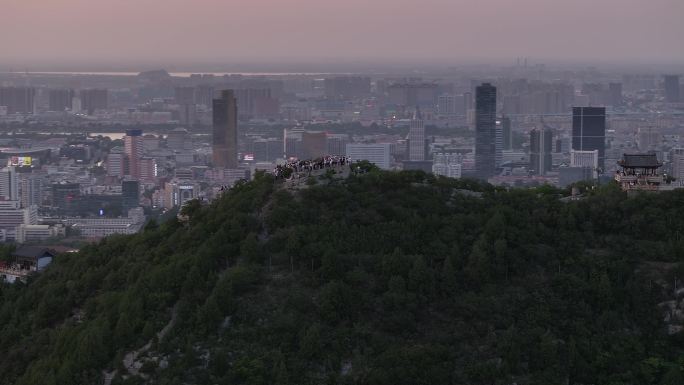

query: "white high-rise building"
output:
107 147 125 178
670 148 684 185
346 143 391 170
437 94 457 116
570 149 599 178
408 109 425 161
16 224 64 244
495 120 504 167
0 200 37 241
19 174 42 208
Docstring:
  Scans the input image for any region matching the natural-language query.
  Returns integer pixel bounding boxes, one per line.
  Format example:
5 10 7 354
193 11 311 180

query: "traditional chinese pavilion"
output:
615 153 664 192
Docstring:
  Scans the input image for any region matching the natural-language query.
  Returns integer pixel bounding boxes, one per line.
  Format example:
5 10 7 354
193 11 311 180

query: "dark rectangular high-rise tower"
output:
572 106 606 170
48 89 74 112
212 90 238 169
79 89 108 115
0 87 35 114
664 75 680 103
475 83 497 179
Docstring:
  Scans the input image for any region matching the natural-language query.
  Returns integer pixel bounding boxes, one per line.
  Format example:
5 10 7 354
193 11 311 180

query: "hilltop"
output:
1 168 684 385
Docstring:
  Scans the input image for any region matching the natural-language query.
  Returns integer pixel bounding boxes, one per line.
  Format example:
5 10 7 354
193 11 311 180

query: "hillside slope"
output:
1 170 684 385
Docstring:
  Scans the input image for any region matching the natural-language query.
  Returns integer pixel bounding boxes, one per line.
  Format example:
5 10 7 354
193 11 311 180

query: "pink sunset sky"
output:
2 0 683 67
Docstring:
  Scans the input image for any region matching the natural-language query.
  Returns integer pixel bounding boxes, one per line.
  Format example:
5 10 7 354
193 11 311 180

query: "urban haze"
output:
0 1 683 384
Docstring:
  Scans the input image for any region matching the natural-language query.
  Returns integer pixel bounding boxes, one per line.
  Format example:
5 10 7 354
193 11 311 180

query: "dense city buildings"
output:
474 83 497 179
324 76 371 100
388 83 439 107
0 62 678 242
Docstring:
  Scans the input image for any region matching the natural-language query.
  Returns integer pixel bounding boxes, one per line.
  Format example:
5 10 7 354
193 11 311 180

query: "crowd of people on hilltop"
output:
274 155 351 180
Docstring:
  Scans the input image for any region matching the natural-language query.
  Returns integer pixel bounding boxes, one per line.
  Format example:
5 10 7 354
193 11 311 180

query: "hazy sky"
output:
2 0 683 69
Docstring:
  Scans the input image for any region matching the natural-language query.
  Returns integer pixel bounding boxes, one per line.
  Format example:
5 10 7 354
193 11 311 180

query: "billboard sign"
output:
8 156 32 166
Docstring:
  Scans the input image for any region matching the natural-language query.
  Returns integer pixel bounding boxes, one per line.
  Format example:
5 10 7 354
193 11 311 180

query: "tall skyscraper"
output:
139 157 157 182
670 148 684 184
124 129 144 179
107 147 125 178
19 175 42 208
212 90 239 169
475 83 497 179
529 127 553 175
408 108 425 161
0 167 19 201
664 75 680 103
501 116 512 150
572 107 606 170
494 119 503 167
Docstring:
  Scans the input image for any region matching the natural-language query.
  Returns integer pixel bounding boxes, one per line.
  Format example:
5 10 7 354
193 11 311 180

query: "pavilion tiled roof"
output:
618 153 662 168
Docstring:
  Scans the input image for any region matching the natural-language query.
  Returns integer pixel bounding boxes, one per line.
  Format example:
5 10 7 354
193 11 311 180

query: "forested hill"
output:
2 169 684 385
